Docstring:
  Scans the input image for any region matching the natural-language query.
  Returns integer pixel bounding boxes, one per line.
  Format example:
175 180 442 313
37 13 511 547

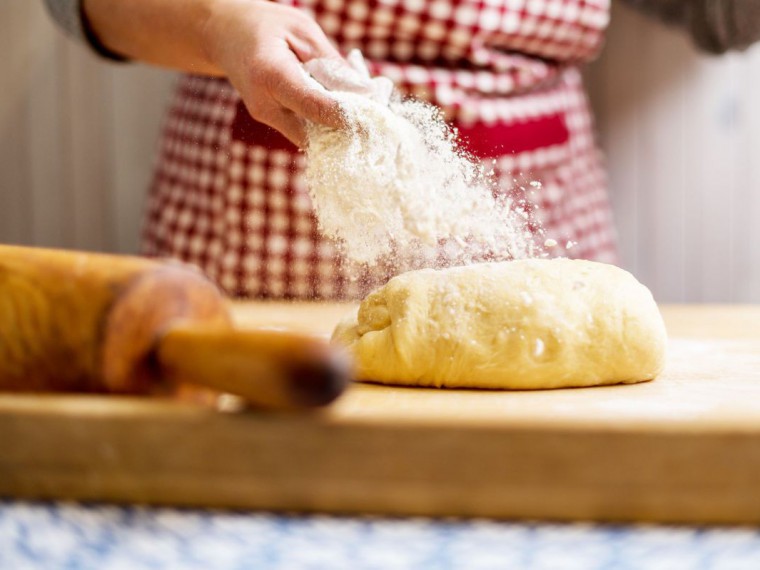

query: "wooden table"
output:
2 304 760 524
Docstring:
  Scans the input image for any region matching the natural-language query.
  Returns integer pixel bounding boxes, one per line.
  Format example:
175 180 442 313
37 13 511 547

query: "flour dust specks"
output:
305 92 542 273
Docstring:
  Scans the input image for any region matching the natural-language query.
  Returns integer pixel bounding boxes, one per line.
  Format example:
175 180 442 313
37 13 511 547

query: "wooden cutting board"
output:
2 304 760 524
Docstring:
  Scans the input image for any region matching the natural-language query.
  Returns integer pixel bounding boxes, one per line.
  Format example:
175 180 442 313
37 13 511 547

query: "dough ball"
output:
332 259 667 389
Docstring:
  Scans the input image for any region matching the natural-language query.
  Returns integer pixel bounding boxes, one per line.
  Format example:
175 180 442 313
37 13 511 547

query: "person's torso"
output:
280 0 611 124
142 0 618 299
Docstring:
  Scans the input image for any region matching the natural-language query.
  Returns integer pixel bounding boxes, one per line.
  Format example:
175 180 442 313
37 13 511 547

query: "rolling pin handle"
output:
287 348 352 408
155 326 352 410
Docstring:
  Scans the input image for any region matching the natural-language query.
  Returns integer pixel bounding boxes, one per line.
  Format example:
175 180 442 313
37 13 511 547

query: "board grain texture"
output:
2 304 760 524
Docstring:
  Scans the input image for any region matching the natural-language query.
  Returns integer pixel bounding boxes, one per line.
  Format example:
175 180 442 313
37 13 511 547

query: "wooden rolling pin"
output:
0 245 350 410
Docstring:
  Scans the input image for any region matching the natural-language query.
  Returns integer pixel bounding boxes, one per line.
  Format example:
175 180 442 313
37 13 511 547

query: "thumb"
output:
270 53 346 129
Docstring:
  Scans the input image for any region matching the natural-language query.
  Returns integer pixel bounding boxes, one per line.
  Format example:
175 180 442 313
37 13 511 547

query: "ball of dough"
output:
332 259 667 389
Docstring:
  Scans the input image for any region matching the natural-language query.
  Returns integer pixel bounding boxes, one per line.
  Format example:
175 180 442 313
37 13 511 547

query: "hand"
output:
83 0 387 145
201 0 346 146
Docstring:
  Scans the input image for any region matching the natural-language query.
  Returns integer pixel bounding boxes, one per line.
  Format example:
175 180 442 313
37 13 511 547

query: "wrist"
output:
200 0 259 73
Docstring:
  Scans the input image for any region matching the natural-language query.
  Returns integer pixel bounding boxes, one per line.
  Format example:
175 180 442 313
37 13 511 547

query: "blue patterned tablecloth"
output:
2 501 760 569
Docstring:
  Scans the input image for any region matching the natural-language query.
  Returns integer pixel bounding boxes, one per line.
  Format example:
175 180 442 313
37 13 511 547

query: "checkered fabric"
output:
143 0 617 300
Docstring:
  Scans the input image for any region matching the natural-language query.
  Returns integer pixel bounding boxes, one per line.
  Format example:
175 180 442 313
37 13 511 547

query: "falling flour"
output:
305 92 540 272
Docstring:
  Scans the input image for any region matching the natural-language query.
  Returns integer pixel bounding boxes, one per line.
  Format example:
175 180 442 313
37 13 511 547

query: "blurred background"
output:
2 1 759 303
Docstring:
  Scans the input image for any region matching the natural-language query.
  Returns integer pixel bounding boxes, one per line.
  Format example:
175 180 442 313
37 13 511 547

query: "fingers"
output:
287 15 342 62
213 2 348 144
268 54 345 129
288 31 341 63
239 41 344 144
251 103 308 147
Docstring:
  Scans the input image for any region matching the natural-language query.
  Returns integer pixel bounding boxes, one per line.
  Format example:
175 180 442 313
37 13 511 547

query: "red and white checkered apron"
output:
143 0 617 299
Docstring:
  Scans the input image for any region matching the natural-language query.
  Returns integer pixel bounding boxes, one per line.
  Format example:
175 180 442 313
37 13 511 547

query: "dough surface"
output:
332 259 667 389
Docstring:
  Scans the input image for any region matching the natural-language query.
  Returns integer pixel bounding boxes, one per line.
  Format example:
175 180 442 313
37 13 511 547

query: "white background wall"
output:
588 2 760 303
2 1 760 302
0 0 174 254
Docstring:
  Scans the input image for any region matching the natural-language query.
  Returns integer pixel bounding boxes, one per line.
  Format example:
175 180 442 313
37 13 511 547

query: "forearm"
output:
46 0 351 145
621 0 760 53
82 0 224 74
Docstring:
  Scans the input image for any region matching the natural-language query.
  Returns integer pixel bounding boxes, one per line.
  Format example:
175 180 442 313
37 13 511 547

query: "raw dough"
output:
332 259 667 389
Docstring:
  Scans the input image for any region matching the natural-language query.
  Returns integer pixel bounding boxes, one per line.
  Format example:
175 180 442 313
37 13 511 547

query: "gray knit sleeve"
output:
621 0 760 54
42 0 128 61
